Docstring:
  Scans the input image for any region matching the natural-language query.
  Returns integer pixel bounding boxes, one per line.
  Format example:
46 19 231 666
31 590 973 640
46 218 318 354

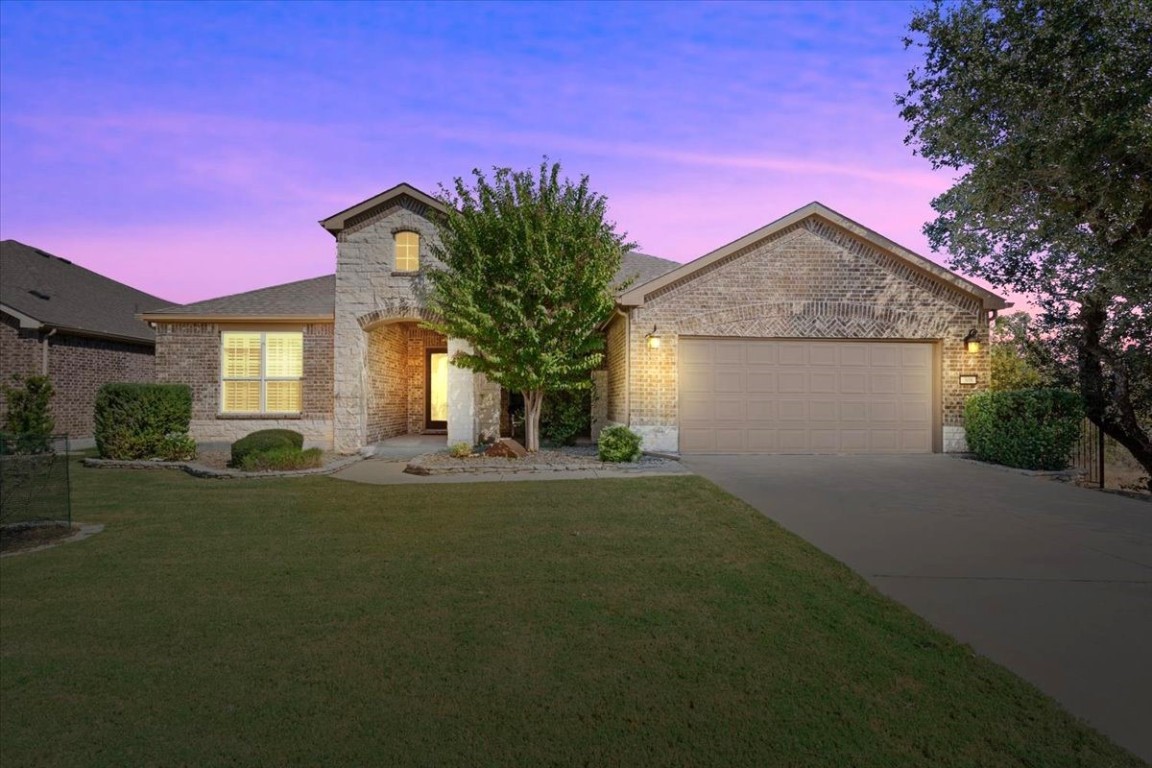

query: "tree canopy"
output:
899 0 1152 486
425 161 634 451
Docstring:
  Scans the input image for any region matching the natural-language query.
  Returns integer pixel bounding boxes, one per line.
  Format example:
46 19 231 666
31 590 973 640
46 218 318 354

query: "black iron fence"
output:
0 433 71 526
1070 419 1104 488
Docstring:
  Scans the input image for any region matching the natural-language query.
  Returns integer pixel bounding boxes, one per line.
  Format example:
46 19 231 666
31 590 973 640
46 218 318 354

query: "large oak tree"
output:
899 0 1152 487
425 161 634 452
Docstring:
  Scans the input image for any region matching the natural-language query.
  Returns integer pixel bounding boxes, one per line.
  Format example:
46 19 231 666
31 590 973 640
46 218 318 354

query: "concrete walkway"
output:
685 453 1152 762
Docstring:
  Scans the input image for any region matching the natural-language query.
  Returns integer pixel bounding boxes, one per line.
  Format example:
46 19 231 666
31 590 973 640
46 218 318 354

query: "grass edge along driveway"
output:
1 465 1143 767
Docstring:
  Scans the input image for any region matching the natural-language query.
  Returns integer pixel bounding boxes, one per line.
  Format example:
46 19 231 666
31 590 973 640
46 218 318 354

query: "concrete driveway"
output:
684 454 1152 763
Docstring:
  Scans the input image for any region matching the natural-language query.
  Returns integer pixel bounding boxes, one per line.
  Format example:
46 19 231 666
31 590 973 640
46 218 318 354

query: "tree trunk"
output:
523 390 543 452
1078 293 1152 491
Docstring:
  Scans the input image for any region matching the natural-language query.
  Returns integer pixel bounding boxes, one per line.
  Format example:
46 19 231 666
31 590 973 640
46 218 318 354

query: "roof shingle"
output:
1 240 173 343
142 251 679 320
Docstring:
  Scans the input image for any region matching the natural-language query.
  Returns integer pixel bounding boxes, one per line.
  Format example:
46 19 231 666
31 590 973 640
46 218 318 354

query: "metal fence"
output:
0 433 71 526
1069 419 1104 489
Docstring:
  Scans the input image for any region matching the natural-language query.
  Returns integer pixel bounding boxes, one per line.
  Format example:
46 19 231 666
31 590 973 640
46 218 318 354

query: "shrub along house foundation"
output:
143 184 1007 455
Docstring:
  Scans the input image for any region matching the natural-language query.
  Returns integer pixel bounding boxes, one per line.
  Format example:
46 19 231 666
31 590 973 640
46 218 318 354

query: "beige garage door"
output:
679 338 934 454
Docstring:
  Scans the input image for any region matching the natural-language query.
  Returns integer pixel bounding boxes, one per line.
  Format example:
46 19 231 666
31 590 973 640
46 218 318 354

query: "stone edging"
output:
82 455 363 479
404 453 678 476
0 522 105 558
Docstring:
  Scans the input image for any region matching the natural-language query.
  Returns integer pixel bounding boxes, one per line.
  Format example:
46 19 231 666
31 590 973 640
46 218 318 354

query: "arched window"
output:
394 231 419 272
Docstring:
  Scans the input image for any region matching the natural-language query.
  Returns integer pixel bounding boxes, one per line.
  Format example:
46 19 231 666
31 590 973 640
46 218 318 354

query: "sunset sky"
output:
0 0 981 307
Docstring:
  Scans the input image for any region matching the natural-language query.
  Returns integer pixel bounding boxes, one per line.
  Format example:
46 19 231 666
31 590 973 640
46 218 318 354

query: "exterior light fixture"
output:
645 326 661 349
964 329 980 354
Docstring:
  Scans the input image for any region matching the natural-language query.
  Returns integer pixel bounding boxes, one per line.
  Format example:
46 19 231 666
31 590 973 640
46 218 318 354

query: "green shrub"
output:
238 446 323 472
449 441 473 458
230 429 304 467
158 433 198 462
598 425 642 463
94 383 192 459
541 388 591 446
965 388 1083 471
1 375 55 454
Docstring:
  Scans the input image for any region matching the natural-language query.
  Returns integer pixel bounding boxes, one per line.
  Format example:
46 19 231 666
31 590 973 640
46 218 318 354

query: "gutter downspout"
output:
42 328 57 376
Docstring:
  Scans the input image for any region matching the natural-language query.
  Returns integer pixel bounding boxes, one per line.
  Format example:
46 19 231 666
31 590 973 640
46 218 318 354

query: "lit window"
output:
220 332 303 414
395 231 420 272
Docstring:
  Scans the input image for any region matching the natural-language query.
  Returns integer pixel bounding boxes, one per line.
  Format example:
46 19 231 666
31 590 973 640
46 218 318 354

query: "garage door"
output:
679 339 933 454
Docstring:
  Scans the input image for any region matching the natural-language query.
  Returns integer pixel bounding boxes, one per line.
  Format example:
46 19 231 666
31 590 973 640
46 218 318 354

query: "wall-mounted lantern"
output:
645 325 661 349
964 329 980 354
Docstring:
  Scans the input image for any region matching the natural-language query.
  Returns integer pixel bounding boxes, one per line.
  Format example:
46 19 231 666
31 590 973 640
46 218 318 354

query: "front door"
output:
426 348 448 431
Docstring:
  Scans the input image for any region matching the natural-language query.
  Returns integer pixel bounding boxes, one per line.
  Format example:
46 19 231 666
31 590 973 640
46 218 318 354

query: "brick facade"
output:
153 321 334 447
604 313 628 423
1 311 154 440
621 216 989 453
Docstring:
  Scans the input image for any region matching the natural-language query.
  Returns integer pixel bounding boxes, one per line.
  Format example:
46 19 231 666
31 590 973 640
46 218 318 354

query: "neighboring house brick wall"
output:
154 321 334 448
1 311 153 440
625 217 989 453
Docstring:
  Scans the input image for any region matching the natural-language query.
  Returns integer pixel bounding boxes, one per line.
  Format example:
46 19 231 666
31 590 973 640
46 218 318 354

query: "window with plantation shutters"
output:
220 332 303 414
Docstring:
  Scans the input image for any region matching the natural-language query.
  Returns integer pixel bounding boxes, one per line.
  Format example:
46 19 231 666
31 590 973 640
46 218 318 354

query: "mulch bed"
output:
407 444 678 475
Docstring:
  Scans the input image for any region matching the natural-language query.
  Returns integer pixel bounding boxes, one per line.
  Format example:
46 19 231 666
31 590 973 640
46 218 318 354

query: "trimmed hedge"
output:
965 388 1083 471
95 383 193 460
598 425 642 463
230 429 304 467
238 446 323 472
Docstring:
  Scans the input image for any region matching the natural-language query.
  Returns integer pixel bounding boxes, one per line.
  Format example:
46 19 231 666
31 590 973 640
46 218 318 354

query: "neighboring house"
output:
142 183 1008 455
0 240 173 440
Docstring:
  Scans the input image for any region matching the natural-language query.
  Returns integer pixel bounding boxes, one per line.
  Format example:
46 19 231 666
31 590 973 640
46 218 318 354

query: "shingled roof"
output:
143 275 336 321
141 252 680 321
1 240 173 344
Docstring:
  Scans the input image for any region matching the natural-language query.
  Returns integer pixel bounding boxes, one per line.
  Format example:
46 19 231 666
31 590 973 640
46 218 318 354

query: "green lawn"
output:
0 464 1141 767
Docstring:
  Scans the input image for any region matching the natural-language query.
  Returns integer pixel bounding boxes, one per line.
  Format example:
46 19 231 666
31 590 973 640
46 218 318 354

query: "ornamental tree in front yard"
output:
425 161 635 452
898 0 1152 489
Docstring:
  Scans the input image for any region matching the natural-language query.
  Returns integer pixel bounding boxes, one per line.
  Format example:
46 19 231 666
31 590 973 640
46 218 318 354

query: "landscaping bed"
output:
83 449 359 479
405 444 679 475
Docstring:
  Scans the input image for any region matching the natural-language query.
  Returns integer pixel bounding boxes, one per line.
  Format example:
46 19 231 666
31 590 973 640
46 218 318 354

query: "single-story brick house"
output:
0 239 172 441
141 183 1007 455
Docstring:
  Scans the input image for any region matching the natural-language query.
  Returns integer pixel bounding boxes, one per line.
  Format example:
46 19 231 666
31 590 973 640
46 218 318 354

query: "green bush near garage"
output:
597 425 642 463
964 389 1083 471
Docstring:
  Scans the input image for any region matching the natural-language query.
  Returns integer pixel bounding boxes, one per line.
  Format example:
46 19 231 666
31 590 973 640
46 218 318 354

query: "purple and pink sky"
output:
0 0 986 307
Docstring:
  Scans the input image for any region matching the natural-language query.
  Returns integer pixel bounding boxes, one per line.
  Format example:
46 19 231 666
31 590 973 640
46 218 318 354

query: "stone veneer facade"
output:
607 216 990 453
1 311 156 440
332 194 499 453
153 321 334 447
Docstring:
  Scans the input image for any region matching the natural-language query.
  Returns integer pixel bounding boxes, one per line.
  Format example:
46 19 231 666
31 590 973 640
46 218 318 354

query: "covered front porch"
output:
364 320 449 444
352 320 504 452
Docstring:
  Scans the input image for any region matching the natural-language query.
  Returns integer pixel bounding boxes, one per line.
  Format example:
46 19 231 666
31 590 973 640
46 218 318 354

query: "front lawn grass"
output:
0 465 1141 767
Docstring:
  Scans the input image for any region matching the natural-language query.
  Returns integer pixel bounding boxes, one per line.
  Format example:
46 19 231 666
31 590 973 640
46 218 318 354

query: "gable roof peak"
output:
617 202 1008 311
319 182 445 237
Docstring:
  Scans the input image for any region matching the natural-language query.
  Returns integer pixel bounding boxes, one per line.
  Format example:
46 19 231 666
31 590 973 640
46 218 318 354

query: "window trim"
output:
394 230 420 273
219 331 304 415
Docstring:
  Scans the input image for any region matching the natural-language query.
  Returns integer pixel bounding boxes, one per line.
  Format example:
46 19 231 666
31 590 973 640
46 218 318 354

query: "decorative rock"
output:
484 438 528 459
